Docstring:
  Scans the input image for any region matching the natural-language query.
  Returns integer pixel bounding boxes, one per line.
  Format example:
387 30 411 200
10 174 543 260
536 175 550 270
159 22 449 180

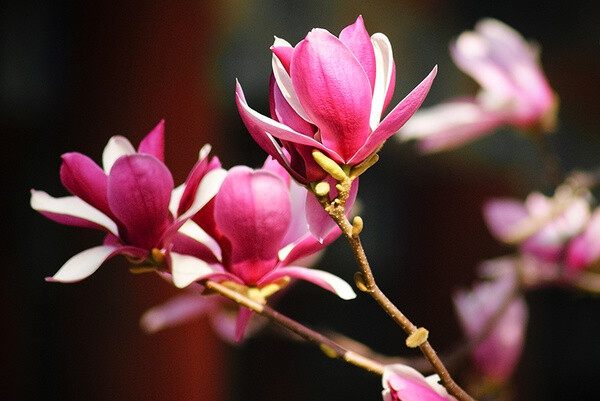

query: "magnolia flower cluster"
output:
31 121 359 340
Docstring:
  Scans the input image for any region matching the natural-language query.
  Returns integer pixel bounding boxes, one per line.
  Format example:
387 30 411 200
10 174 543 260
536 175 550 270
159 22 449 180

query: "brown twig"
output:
202 279 384 375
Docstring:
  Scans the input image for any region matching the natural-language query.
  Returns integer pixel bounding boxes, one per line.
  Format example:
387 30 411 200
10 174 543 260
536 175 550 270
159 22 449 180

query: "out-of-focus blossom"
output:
399 18 557 152
566 209 600 272
483 189 591 263
454 274 528 382
31 121 226 282
236 15 436 183
382 364 455 401
169 159 356 340
140 282 269 343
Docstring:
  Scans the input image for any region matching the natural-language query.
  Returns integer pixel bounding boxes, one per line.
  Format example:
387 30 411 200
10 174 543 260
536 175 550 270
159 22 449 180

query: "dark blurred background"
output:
2 1 599 400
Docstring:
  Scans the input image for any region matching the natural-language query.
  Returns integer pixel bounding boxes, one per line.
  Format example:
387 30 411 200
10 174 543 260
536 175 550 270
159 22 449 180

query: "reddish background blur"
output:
2 1 599 400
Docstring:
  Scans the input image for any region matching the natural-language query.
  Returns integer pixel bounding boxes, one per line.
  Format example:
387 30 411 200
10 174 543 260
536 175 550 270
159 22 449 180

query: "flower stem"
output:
317 176 475 401
203 279 384 375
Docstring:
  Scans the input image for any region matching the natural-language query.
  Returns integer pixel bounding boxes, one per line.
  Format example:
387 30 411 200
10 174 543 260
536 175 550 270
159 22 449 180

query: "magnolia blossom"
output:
382 364 455 401
483 190 591 263
31 121 226 282
169 158 356 340
236 15 436 183
399 18 557 152
454 274 528 381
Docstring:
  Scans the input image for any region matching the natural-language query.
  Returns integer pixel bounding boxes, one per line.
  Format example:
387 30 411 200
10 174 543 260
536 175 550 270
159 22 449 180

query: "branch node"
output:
405 327 429 348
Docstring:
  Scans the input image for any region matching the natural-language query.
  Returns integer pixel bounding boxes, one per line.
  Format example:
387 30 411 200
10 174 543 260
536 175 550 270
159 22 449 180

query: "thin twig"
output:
203 279 384 375
316 175 476 401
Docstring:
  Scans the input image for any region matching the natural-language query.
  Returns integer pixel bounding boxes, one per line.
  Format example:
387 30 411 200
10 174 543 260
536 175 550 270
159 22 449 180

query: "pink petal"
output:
107 154 173 249
482 198 528 242
305 177 359 242
291 28 373 160
234 307 255 342
271 37 294 72
30 190 118 235
339 15 376 90
566 211 600 271
214 167 291 284
45 245 119 283
60 152 113 219
140 290 215 333
258 266 356 300
382 364 453 401
398 98 505 152
349 66 437 164
137 120 165 162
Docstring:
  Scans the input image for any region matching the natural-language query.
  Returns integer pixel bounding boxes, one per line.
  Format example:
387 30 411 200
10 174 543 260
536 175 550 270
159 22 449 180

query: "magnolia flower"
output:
454 274 528 381
399 18 557 152
382 364 455 401
31 121 226 282
169 158 356 340
236 15 436 183
483 189 591 263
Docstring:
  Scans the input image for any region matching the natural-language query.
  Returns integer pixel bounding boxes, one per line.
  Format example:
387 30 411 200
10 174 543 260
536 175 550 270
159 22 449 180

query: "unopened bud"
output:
351 216 363 237
314 181 330 197
312 150 347 181
405 327 429 348
320 344 339 358
354 272 368 292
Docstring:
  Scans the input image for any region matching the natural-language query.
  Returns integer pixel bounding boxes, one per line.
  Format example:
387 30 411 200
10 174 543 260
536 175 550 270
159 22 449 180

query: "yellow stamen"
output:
312 150 347 181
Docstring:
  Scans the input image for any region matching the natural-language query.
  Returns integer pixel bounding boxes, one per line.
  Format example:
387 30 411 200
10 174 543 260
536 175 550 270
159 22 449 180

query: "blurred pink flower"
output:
454 274 528 381
382 364 455 401
31 121 226 282
483 190 591 263
236 15 436 183
399 18 557 152
169 158 356 340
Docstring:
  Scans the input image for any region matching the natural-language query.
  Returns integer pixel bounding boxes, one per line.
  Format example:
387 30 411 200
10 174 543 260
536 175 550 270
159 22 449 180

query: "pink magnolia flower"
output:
236 15 437 183
399 18 557 152
483 190 591 263
453 274 528 381
382 364 455 401
168 158 356 340
30 121 226 282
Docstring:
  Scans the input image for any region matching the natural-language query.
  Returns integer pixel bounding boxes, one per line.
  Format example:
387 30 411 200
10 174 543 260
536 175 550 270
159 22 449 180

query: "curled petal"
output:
370 33 395 130
138 120 165 162
31 191 118 235
349 66 437 164
102 136 136 174
45 245 120 283
170 252 234 289
258 266 356 300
